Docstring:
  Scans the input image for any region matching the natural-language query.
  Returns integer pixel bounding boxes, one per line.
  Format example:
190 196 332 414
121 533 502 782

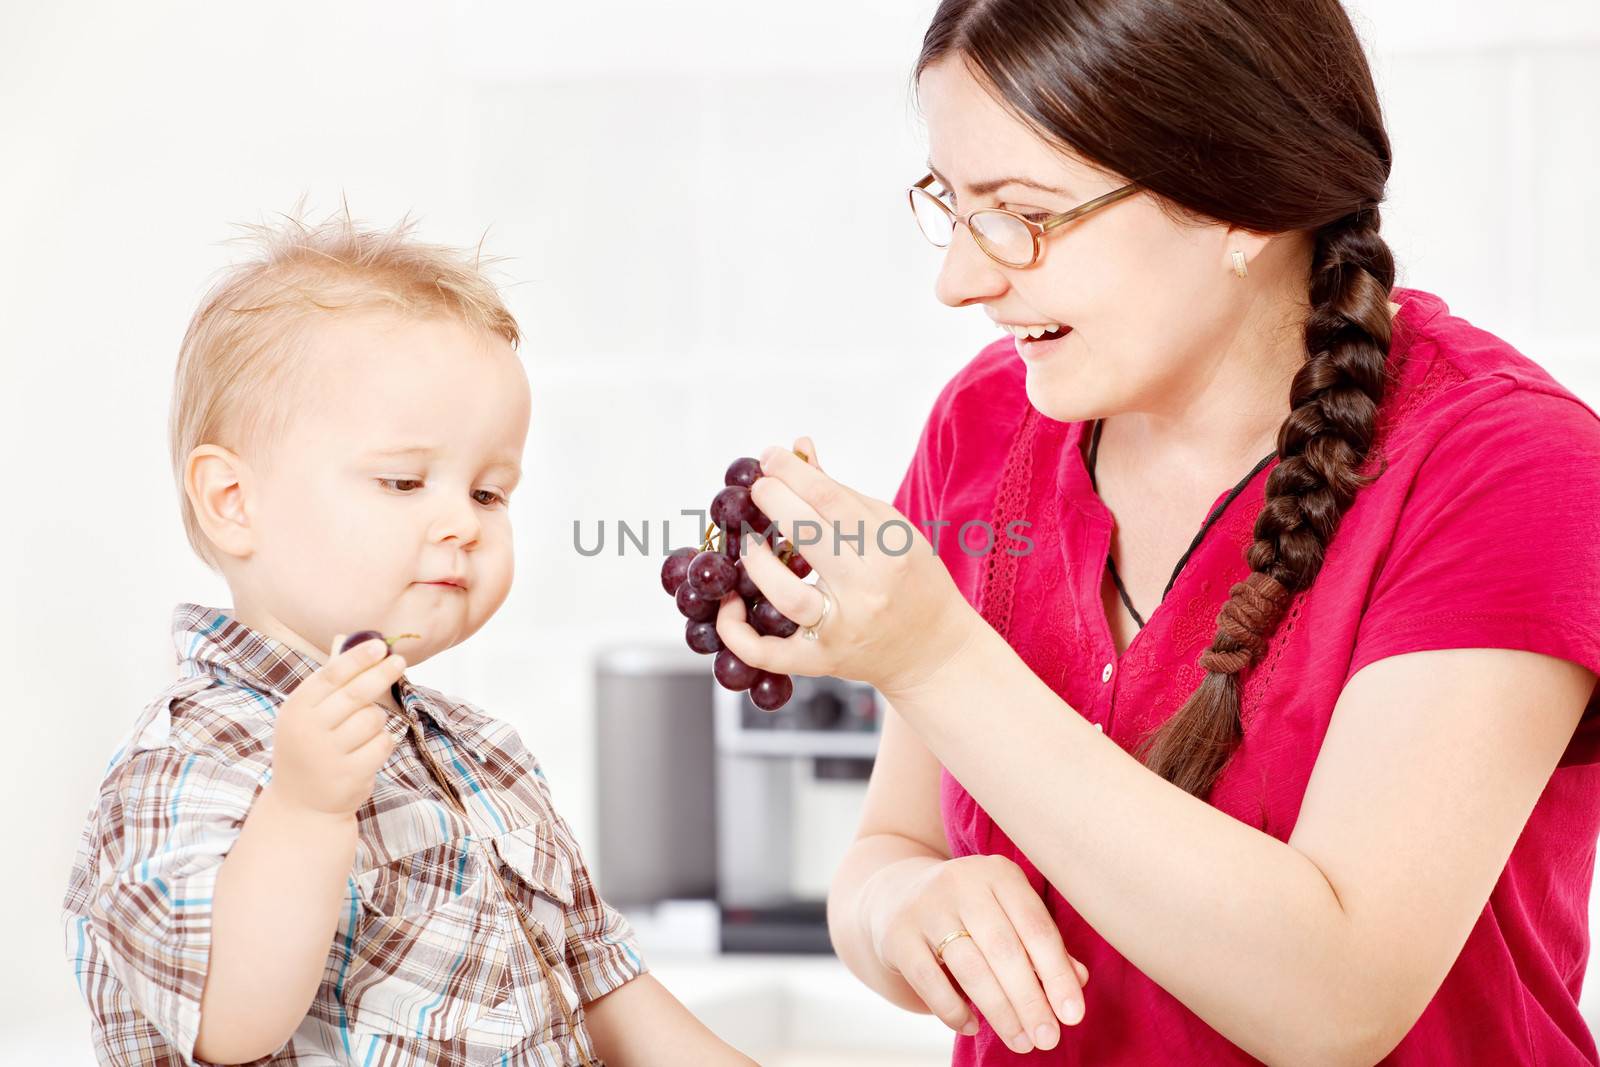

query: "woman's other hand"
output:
865 853 1089 1053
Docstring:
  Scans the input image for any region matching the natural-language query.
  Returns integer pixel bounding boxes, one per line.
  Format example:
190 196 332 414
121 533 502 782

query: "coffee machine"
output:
714 673 880 953
593 646 881 954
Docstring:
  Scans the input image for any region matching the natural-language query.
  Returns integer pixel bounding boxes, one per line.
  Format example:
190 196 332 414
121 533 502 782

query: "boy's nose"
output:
429 497 481 547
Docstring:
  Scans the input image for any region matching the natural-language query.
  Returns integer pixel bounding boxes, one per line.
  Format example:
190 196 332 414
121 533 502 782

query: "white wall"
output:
3 0 1597 1053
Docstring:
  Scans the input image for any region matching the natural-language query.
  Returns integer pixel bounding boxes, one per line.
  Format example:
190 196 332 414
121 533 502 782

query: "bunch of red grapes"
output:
660 453 815 711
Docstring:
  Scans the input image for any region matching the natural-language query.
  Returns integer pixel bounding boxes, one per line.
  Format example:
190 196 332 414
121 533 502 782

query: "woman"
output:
715 1 1600 1063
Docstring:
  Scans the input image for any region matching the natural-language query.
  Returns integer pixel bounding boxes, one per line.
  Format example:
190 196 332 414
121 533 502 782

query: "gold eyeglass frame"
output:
909 172 1142 269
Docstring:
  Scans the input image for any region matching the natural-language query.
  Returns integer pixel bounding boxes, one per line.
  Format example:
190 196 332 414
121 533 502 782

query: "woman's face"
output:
916 55 1301 425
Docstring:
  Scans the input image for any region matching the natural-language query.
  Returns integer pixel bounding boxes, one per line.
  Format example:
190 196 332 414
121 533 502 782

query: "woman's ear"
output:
1221 227 1274 278
185 444 256 562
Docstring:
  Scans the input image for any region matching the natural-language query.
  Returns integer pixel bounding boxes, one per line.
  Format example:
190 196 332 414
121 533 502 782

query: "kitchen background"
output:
3 0 1597 1062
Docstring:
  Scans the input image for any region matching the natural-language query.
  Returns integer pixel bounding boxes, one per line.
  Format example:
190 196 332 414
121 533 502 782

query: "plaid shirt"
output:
62 603 646 1066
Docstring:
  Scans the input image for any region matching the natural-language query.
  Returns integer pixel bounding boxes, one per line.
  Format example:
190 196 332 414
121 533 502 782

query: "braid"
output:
1135 207 1398 800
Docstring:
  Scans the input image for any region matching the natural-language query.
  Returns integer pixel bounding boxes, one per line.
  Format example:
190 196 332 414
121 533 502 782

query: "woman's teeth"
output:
1006 323 1067 340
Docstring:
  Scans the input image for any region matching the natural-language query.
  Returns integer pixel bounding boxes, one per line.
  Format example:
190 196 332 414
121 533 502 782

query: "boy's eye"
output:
377 478 508 507
379 478 424 493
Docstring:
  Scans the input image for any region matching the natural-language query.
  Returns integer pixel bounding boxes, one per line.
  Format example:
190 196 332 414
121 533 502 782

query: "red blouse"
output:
892 287 1600 1064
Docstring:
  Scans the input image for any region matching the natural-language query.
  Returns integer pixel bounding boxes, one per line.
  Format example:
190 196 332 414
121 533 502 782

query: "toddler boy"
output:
62 214 753 1066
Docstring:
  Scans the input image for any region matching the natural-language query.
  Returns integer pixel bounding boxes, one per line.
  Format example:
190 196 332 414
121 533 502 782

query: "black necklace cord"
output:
1086 418 1278 633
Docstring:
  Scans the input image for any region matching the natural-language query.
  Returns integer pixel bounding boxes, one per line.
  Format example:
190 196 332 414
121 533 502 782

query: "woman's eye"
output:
473 489 507 507
379 478 424 492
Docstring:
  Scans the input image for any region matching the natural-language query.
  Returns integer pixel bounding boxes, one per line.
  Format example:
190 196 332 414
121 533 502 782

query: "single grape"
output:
751 672 794 712
713 648 761 691
710 486 759 531
725 456 763 489
661 546 696 596
339 630 419 655
775 540 813 579
750 599 799 639
675 582 719 622
687 550 737 598
734 560 760 600
685 620 722 655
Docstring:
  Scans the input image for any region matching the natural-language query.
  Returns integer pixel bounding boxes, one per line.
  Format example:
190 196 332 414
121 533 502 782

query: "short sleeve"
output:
555 814 649 1004
1346 386 1600 757
78 748 264 1063
521 756 648 1004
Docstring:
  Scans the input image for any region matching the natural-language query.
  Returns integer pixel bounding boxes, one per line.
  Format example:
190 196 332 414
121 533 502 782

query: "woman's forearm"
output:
885 623 1367 1066
195 783 358 1063
827 835 948 1013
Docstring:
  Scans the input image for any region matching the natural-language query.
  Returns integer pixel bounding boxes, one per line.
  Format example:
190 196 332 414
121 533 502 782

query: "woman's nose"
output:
933 224 1009 308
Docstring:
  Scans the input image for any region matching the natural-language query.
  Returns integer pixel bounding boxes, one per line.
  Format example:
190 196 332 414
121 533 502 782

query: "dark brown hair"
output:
916 0 1397 799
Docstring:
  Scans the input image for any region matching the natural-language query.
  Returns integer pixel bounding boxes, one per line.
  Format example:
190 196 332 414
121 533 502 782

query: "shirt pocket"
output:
486 821 585 1045
489 820 576 937
346 836 513 1040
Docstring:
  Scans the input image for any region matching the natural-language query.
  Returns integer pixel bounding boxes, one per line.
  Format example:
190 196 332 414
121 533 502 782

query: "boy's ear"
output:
186 444 256 561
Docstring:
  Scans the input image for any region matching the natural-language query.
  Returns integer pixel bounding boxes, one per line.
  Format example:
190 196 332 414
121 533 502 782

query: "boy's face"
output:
233 310 530 667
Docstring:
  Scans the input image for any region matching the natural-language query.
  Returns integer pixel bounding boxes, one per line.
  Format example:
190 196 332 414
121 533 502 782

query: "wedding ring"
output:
800 586 832 641
933 929 973 963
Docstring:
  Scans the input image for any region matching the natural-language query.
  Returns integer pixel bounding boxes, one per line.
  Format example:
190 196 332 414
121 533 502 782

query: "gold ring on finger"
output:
933 928 973 963
800 586 832 641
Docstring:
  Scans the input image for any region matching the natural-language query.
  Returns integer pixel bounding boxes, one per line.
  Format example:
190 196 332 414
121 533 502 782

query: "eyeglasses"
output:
907 173 1141 269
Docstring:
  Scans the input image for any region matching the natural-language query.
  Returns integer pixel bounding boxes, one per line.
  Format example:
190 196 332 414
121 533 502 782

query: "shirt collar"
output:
171 602 491 760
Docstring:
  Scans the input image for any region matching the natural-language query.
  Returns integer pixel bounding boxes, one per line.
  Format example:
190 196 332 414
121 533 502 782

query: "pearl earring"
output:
1231 250 1248 278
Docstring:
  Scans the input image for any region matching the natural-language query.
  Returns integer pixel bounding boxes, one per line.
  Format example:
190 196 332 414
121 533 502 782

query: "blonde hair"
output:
169 208 521 571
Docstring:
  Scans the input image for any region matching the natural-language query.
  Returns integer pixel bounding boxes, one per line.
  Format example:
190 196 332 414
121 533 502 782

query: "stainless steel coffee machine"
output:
594 647 881 954
714 673 880 952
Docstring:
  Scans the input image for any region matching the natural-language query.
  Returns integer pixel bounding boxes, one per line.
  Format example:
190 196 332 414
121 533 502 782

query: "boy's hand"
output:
266 633 404 819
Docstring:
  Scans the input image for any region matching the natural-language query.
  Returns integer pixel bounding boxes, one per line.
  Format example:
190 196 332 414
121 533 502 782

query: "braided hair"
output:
916 0 1399 797
1142 209 1397 796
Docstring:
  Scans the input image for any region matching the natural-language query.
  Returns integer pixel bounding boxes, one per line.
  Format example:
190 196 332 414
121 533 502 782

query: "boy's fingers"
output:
320 654 407 728
350 724 396 773
297 635 388 708
332 704 389 753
